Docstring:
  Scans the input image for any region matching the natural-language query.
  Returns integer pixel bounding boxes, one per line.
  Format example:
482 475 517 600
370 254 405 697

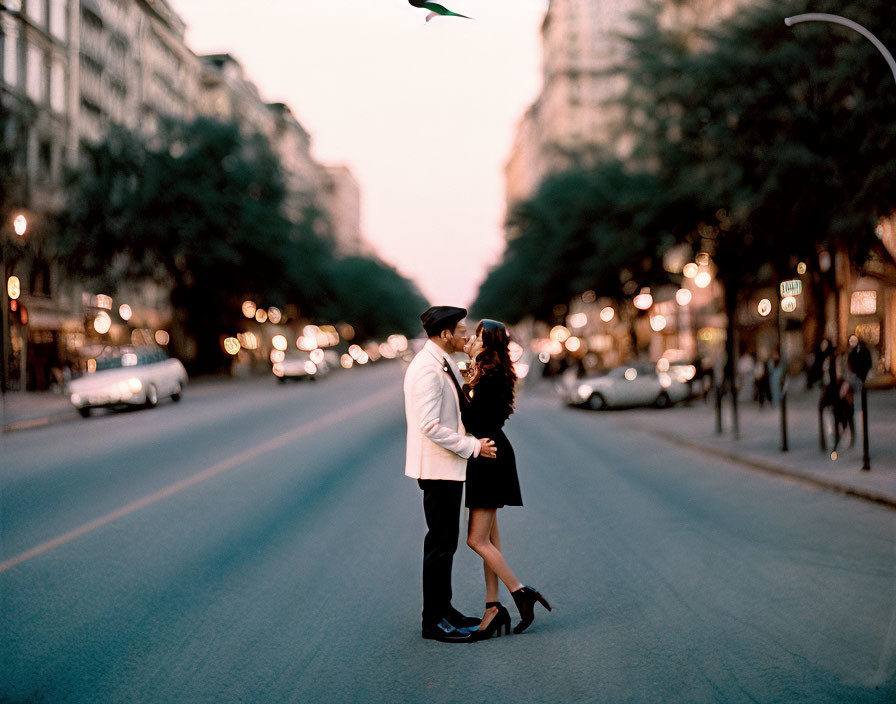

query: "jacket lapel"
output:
442 358 470 410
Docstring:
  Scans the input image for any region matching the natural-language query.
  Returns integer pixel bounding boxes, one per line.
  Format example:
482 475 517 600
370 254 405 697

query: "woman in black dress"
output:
462 320 551 641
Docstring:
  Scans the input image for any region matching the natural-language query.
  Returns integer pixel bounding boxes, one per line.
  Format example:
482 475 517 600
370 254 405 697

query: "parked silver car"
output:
69 346 188 417
564 363 692 410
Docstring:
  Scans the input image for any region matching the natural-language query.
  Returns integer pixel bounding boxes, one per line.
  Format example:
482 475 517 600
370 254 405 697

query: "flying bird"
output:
408 1 472 22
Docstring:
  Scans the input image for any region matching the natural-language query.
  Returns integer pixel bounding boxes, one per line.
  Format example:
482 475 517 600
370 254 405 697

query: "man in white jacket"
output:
405 305 497 643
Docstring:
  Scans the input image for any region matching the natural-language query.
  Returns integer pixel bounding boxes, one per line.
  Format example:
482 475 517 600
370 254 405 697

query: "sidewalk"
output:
612 385 896 509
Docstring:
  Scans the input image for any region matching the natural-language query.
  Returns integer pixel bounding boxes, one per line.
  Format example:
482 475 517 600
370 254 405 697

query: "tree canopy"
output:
474 0 896 340
58 118 426 372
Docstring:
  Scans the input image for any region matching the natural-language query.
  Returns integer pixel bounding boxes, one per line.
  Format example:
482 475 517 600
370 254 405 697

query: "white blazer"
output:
404 340 480 481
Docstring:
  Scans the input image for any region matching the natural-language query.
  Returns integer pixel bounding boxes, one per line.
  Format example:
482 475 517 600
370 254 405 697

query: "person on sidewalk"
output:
404 306 497 643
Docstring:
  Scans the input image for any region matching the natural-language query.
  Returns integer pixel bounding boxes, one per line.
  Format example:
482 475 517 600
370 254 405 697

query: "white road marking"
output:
0 385 399 574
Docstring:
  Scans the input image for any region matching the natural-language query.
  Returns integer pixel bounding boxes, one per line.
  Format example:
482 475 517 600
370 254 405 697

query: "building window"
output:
50 57 65 113
30 257 52 297
49 0 66 40
26 43 44 103
38 138 51 181
27 0 48 29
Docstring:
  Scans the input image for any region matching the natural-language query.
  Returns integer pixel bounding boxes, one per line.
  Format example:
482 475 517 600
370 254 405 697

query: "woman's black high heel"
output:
511 585 552 634
470 602 512 641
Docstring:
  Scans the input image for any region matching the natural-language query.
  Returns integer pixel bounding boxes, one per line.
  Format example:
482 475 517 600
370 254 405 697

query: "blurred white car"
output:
564 363 692 410
273 350 331 382
69 346 188 417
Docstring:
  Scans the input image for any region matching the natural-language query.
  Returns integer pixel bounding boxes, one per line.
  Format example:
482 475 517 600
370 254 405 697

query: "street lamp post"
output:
784 14 896 88
784 13 895 471
1 214 26 398
776 295 789 452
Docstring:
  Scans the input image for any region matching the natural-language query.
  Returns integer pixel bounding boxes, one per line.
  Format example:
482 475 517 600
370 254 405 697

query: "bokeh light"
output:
567 313 588 329
550 326 571 343
694 272 712 289
757 299 772 317
254 309 268 323
600 306 615 323
242 300 257 318
237 332 258 350
633 289 653 310
155 330 170 345
94 312 112 334
682 263 698 279
223 337 241 355
119 304 132 321
13 214 27 236
650 315 667 332
675 289 692 306
267 307 282 324
272 335 288 351
310 348 325 365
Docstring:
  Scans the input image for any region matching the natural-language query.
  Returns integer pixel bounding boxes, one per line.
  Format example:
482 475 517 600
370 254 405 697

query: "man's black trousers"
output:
418 478 463 626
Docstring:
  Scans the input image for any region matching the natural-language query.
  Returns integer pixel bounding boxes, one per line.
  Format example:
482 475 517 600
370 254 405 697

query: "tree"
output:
58 117 428 370
60 119 300 372
473 161 682 323
621 0 896 350
326 256 429 340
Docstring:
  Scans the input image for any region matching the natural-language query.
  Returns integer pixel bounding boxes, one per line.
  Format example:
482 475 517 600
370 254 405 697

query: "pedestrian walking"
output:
753 354 772 408
403 306 497 643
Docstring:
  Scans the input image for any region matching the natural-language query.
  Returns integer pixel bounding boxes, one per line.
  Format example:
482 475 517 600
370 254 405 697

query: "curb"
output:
630 423 896 511
2 409 79 434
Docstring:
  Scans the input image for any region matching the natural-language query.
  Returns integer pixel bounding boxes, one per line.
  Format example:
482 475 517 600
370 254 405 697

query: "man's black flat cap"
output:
420 306 466 337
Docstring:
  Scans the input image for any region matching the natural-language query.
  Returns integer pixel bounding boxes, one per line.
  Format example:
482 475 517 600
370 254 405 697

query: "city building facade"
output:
1 0 367 389
321 165 362 257
505 0 763 209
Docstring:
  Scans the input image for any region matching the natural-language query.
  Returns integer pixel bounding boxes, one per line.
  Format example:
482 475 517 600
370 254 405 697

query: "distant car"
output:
564 363 692 410
69 346 188 417
273 350 330 383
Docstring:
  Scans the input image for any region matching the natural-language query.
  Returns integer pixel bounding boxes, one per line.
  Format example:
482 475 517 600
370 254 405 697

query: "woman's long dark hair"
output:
470 319 517 417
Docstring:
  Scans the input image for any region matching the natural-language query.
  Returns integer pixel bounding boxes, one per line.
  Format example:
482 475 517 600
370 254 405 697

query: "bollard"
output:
780 384 789 452
715 382 723 434
861 384 870 471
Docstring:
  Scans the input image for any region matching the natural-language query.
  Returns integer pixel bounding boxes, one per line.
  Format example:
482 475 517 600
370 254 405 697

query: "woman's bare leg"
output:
468 508 524 594
483 517 500 604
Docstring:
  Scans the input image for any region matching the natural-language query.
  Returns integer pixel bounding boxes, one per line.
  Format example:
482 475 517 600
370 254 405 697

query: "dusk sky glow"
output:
175 0 548 308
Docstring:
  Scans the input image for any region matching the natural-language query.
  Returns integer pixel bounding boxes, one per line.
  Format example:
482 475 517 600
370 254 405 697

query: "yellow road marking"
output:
0 385 399 574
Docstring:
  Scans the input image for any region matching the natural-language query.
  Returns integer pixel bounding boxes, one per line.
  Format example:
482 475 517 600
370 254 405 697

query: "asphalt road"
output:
2 363 895 703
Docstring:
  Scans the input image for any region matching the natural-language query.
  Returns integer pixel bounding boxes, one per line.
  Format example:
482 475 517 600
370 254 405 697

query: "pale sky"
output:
174 0 548 308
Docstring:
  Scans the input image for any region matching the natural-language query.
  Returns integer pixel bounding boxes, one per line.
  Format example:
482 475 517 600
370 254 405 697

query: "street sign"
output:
780 279 802 297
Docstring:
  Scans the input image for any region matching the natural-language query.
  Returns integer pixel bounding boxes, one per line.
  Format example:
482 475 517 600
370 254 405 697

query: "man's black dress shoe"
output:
445 607 480 629
421 618 473 643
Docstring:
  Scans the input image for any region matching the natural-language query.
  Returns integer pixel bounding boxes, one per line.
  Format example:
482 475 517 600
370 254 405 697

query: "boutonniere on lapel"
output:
408 0 473 22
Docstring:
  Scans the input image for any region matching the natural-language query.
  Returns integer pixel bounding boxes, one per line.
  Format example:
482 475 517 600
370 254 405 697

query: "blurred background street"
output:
3 0 896 701
2 364 895 703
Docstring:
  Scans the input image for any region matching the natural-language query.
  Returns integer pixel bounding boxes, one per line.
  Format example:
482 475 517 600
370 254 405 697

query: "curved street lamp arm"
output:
784 13 896 88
